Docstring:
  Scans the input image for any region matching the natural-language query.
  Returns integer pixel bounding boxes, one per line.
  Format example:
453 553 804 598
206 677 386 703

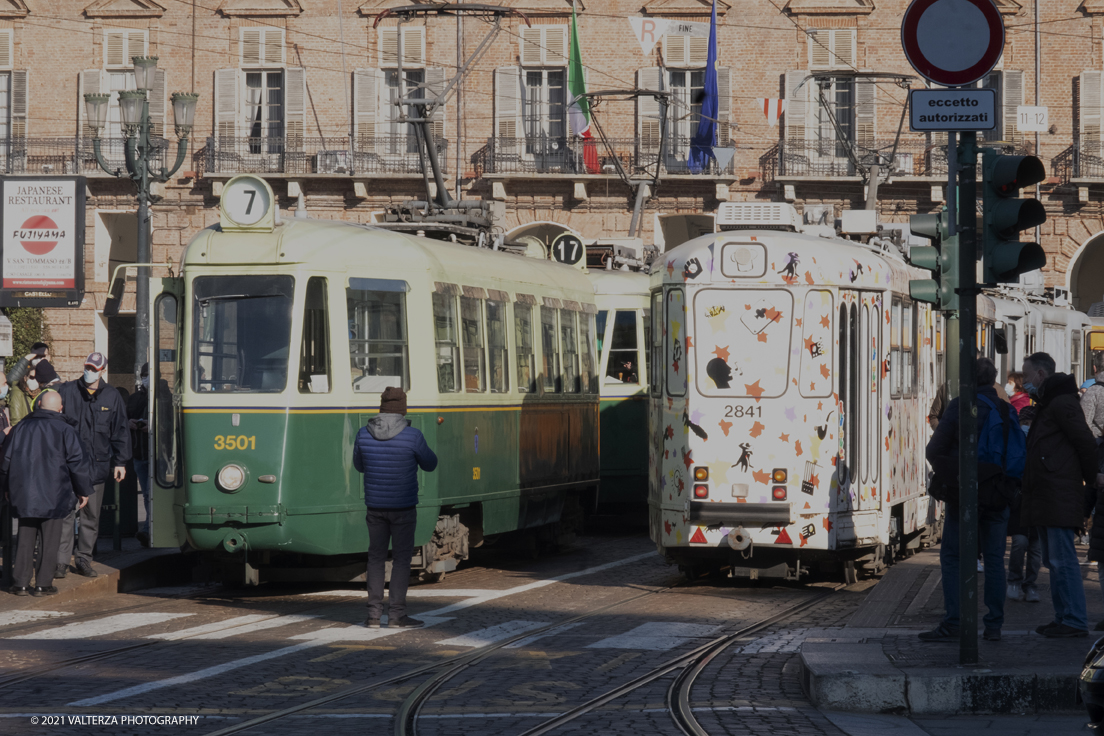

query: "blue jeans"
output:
134 459 150 533
941 506 1009 631
1039 526 1088 630
1008 530 1042 591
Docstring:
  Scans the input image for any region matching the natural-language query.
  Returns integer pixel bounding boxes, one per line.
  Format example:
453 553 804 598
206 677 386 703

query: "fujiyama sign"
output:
0 176 85 307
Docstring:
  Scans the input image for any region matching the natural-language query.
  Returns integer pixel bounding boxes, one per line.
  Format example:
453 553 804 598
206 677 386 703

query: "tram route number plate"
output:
909 89 995 132
551 233 584 266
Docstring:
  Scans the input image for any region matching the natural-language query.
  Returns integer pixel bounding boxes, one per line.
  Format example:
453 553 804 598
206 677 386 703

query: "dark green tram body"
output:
150 176 600 582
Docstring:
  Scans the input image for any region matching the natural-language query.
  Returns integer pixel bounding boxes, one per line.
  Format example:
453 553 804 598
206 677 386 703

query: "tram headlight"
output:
217 464 246 493
693 467 709 481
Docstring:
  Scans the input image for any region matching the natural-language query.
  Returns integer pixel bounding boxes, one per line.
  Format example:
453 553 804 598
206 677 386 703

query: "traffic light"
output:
908 209 959 311
981 154 1047 284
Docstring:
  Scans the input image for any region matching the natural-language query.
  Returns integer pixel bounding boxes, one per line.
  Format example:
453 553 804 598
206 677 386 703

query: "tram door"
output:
151 279 186 548
837 291 881 511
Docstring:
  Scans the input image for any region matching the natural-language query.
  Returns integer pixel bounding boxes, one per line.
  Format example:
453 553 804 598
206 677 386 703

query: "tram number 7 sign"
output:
551 233 585 266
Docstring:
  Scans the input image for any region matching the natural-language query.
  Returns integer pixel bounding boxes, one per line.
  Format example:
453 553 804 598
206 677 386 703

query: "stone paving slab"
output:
801 547 1103 716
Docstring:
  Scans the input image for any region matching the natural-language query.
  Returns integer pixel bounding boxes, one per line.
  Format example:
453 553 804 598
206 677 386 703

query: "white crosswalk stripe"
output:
436 620 546 648
8 613 193 640
190 614 322 640
587 622 719 651
0 610 73 628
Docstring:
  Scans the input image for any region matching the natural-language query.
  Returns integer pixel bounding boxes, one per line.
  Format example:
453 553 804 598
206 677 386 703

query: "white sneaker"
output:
1025 587 1041 603
1007 583 1025 601
978 561 985 572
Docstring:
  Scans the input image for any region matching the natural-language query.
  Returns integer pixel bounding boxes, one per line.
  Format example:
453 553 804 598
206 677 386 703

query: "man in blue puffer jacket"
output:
353 386 438 628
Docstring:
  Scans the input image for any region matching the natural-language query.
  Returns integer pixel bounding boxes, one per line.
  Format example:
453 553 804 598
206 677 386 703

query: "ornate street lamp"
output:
84 55 198 386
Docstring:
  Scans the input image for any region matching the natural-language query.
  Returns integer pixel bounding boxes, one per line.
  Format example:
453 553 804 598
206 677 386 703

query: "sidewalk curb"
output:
801 641 1082 715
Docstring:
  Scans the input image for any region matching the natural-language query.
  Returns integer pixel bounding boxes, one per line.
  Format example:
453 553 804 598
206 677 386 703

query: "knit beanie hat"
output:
380 386 407 415
33 360 59 385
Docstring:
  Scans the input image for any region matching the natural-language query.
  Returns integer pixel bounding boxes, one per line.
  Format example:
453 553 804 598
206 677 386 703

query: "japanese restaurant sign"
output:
0 176 85 307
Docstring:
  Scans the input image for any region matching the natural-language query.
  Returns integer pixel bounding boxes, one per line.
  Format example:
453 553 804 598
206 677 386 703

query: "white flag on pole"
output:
757 98 788 127
629 17 671 57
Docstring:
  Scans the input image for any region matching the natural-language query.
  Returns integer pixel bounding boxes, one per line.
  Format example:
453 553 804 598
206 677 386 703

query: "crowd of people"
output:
922 351 1104 641
2 346 140 596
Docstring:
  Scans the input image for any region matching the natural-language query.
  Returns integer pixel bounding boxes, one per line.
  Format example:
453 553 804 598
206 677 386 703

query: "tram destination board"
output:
909 88 996 132
0 176 86 307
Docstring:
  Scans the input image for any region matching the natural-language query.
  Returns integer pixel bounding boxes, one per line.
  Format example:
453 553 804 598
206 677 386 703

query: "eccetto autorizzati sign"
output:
0 176 85 307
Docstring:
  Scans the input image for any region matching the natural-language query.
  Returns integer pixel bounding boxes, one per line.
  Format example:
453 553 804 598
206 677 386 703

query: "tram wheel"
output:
679 564 700 582
843 561 859 585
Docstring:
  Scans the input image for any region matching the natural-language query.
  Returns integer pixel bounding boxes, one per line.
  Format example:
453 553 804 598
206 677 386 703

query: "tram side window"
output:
515 303 535 392
606 310 640 384
1072 332 1082 385
460 296 486 393
650 292 663 395
580 312 597 394
299 277 331 394
596 310 608 362
541 306 561 392
432 292 460 393
890 298 902 397
487 300 509 393
193 275 295 393
347 279 409 393
903 302 914 396
561 309 580 393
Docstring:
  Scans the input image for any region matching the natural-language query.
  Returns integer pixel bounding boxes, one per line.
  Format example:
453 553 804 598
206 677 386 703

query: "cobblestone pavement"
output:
0 533 877 736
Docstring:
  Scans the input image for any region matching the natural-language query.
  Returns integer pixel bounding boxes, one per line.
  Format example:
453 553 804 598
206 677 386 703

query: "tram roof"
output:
183 218 595 297
586 268 650 297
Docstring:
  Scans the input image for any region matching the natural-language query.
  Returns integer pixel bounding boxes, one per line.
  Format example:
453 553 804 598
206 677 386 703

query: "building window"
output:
384 68 424 154
523 68 566 148
246 70 284 152
347 278 408 393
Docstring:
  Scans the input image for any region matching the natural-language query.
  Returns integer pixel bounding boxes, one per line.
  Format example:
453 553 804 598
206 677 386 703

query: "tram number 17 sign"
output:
0 176 86 308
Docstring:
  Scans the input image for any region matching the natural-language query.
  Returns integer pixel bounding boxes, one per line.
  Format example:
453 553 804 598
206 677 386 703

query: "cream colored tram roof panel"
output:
587 269 650 297
650 228 914 293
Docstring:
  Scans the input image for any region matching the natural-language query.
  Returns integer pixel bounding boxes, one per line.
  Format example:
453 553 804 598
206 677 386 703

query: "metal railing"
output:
760 137 1031 183
1052 141 1104 181
471 135 737 177
0 137 169 176
202 135 447 176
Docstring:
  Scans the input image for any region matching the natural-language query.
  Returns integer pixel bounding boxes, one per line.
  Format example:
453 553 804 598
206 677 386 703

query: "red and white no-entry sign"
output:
901 0 1004 87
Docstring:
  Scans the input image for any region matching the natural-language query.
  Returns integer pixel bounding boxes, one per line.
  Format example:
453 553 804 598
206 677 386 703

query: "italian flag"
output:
568 4 600 174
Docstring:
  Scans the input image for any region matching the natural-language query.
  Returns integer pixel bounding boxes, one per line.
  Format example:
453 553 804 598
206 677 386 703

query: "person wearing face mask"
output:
1006 371 1031 414
1020 352 1101 638
56 352 132 579
127 364 151 547
9 366 42 427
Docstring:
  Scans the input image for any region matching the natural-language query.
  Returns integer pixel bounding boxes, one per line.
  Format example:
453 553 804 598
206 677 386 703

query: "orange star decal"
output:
757 332 768 343
667 260 676 277
820 314 830 328
713 345 730 362
685 336 693 349
750 421 765 438
753 469 771 484
805 271 815 285
817 401 823 411
810 382 816 392
745 303 752 311
804 336 816 352
820 363 831 379
765 308 783 323
811 473 819 488
745 380 765 400
719 419 733 436
795 318 802 327
885 436 890 451
823 517 833 532
794 440 803 456
779 433 790 443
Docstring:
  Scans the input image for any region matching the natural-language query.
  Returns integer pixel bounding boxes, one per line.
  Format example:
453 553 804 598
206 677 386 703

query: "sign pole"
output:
957 131 980 666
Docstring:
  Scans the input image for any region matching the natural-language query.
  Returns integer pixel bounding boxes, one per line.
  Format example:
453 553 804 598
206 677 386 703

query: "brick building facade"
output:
4 0 1104 387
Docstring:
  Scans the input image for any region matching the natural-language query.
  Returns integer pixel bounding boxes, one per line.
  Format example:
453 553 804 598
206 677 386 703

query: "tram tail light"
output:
772 469 788 483
694 485 709 499
694 466 709 481
772 486 788 501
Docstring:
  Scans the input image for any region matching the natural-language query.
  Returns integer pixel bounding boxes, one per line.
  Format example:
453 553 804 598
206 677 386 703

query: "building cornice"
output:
640 0 730 17
784 0 873 16
217 0 302 17
82 0 165 18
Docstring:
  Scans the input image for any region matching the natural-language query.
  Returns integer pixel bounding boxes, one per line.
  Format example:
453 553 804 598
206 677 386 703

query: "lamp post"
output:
84 56 198 385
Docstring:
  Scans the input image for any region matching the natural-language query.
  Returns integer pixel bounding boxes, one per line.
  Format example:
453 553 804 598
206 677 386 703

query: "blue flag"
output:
688 0 718 173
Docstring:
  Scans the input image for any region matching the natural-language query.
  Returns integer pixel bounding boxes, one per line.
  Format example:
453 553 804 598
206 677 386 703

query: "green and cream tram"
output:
148 176 600 583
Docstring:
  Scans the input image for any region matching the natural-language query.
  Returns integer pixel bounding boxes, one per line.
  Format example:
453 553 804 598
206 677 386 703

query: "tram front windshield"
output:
193 275 294 393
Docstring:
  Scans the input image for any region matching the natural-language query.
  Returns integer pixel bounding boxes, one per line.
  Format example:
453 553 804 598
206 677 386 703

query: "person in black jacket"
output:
3 391 93 595
56 352 131 579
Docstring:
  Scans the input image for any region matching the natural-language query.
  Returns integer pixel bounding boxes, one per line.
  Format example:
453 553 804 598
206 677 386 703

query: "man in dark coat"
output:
921 358 1013 642
1021 351 1100 638
56 352 131 579
352 386 438 629
3 391 93 595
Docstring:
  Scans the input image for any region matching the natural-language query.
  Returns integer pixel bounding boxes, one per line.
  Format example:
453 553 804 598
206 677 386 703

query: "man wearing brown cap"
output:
352 387 438 628
56 352 131 578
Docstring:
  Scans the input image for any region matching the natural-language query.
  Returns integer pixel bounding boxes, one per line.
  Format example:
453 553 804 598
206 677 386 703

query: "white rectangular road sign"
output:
1017 105 1049 133
909 89 996 132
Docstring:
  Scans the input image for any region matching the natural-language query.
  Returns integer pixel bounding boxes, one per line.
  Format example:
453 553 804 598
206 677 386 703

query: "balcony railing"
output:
199 135 448 177
761 137 1031 184
0 137 168 176
1052 141 1104 181
471 135 737 177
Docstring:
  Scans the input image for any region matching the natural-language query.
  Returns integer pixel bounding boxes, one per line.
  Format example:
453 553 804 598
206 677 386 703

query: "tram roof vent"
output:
716 202 800 232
